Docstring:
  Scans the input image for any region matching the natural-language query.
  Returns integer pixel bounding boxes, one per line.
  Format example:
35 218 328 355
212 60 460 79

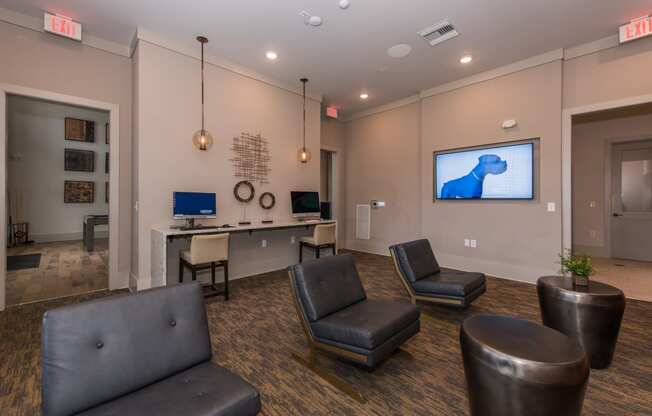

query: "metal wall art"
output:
259 192 276 210
233 180 255 203
230 132 271 183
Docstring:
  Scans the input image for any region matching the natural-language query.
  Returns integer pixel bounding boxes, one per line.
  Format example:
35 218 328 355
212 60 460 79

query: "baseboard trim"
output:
32 231 108 244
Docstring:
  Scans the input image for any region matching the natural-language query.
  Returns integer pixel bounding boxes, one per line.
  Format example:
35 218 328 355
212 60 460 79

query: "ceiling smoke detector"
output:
418 19 459 46
300 11 323 26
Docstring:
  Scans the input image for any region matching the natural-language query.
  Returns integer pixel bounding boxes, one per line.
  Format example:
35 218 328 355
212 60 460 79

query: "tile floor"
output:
592 257 652 302
6 239 108 306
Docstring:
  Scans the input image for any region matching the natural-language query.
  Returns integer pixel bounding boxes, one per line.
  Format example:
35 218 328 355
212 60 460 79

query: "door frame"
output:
0 84 121 311
562 93 652 254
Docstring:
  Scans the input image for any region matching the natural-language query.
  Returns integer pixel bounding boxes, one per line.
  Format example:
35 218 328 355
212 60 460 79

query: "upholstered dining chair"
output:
299 223 336 262
179 233 230 300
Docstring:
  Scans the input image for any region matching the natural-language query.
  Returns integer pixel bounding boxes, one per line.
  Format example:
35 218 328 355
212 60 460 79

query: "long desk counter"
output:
151 220 336 288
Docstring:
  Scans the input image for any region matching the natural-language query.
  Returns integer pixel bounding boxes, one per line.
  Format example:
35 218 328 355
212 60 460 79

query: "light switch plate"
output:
547 202 556 212
464 239 470 247
470 240 477 248
261 239 267 248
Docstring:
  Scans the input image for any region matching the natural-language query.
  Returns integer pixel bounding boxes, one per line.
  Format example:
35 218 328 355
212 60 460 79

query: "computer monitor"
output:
291 191 320 218
173 192 216 219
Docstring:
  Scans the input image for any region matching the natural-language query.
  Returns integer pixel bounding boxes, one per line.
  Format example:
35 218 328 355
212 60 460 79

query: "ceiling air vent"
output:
418 19 459 46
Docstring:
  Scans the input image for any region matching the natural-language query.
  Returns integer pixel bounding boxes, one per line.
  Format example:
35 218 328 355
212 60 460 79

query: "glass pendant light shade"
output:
192 129 214 151
297 147 312 163
297 77 310 163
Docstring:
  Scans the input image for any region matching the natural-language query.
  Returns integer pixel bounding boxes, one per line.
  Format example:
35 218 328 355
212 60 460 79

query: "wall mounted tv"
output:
434 139 537 200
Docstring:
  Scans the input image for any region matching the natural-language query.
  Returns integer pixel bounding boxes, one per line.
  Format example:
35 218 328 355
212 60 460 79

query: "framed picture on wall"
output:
64 181 95 203
65 118 95 142
105 123 110 144
105 182 109 203
105 152 109 174
65 149 95 172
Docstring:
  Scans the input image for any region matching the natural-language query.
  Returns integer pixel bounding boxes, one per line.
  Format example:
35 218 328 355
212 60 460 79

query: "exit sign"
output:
619 15 652 44
44 12 82 41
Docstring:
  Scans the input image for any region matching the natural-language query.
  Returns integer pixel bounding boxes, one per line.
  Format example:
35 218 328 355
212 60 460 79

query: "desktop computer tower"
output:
320 202 332 220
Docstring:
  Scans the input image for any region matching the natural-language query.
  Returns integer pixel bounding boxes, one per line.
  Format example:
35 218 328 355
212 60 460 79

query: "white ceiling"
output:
2 0 651 117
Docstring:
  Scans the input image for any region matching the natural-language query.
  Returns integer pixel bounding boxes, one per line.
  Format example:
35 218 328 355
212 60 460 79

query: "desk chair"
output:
299 223 336 262
179 233 230 300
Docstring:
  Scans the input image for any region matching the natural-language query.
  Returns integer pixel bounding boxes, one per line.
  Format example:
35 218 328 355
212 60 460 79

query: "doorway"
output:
0 84 120 311
568 101 652 301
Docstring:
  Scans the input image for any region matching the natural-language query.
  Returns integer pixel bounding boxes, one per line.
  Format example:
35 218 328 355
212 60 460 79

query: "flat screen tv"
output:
291 191 320 218
434 139 536 200
173 192 217 219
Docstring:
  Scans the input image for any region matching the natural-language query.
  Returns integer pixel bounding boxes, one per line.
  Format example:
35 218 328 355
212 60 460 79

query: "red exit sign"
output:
619 15 652 44
44 12 82 41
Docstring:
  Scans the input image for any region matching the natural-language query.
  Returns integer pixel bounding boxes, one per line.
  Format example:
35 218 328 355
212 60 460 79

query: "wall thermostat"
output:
371 200 386 209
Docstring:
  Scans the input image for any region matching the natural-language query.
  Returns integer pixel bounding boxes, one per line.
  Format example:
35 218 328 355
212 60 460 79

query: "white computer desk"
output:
150 220 337 288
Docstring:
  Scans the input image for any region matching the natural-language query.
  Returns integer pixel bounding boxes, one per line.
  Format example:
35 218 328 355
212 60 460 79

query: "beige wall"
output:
563 37 652 109
134 40 321 288
0 21 132 288
343 103 422 254
421 61 563 282
572 111 652 257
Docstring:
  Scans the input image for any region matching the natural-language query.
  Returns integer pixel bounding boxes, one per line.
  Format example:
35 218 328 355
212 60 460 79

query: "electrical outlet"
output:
589 230 597 239
261 239 267 248
589 201 597 208
470 240 477 248
464 239 470 247
290 236 296 244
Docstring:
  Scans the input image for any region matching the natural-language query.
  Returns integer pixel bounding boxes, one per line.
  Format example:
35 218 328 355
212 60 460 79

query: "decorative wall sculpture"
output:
230 132 271 183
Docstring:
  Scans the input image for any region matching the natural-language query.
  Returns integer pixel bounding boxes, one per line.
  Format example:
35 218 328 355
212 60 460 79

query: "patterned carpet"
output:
5 240 108 306
0 250 650 415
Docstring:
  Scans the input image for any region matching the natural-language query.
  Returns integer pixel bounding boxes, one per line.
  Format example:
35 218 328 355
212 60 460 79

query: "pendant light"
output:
297 78 312 163
192 36 214 151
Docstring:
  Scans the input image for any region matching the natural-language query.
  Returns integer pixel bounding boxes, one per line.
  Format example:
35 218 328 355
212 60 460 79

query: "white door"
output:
610 140 652 261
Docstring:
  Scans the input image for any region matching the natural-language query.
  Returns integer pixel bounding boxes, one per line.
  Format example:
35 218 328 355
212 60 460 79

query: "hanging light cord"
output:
201 40 205 134
302 79 307 149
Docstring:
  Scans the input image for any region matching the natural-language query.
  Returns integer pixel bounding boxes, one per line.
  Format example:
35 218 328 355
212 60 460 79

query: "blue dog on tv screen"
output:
441 154 508 199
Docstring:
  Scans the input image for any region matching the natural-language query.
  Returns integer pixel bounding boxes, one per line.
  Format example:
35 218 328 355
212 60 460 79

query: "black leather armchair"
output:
41 282 261 416
390 239 486 308
289 254 420 402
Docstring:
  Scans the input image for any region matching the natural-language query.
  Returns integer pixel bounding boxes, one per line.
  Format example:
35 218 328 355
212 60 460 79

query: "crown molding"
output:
136 27 323 103
420 49 564 99
0 7 130 58
342 95 421 122
563 34 619 60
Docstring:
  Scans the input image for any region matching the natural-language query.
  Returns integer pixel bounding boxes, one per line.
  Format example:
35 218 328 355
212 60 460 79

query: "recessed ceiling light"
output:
265 51 278 61
460 55 473 64
387 44 412 58
360 93 369 100
339 0 351 9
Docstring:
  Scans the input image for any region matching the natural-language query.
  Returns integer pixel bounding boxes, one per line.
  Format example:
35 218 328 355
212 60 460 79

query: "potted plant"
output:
559 250 595 287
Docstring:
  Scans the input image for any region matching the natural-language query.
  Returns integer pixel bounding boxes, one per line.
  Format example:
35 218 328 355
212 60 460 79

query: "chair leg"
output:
299 242 303 263
224 261 229 301
316 246 320 259
191 267 197 282
332 244 336 256
178 259 184 283
211 262 216 285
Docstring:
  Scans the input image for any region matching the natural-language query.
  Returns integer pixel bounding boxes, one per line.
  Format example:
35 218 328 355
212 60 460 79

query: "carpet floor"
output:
0 250 650 415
